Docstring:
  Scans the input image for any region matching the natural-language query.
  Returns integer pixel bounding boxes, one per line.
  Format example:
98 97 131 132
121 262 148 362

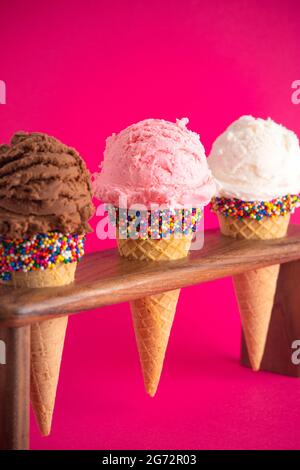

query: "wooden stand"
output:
1 226 300 450
241 258 300 376
0 326 30 450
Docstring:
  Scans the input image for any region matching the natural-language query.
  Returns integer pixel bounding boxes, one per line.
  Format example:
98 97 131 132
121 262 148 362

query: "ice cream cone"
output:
4 262 76 435
218 213 290 370
117 236 192 396
0 131 93 436
93 117 216 395
208 115 300 371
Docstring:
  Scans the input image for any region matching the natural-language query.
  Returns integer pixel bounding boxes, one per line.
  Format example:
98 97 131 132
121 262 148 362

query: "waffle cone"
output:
218 213 290 370
117 236 192 396
4 262 77 436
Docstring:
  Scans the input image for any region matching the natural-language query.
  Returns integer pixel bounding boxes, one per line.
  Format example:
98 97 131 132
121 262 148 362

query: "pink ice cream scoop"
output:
93 118 216 208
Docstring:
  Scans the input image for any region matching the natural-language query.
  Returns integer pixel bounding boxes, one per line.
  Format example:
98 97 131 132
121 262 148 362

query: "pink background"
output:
1 0 300 450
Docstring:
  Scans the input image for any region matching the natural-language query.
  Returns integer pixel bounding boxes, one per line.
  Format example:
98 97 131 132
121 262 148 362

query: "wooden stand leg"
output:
241 259 300 376
0 325 30 450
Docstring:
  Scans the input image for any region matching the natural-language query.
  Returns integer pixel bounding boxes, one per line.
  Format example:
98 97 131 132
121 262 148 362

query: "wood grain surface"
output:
0 326 30 450
241 258 300 376
1 226 300 327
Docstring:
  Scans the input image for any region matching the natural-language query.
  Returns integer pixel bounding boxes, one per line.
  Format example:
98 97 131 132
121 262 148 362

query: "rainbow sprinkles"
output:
211 195 300 221
108 206 203 239
0 232 85 282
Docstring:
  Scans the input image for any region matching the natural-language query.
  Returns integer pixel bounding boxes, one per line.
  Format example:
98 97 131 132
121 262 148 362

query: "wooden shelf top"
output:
1 225 300 327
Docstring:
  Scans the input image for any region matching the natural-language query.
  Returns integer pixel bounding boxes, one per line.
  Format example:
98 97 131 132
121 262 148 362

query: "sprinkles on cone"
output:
0 232 85 282
210 195 300 221
107 206 203 239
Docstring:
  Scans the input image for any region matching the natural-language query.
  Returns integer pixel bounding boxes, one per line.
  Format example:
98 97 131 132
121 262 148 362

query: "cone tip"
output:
39 423 52 437
146 385 158 397
34 412 52 436
249 358 261 372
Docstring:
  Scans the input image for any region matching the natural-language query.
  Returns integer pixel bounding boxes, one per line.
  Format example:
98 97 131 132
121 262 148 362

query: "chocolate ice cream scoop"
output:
0 131 94 238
